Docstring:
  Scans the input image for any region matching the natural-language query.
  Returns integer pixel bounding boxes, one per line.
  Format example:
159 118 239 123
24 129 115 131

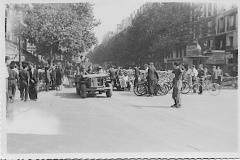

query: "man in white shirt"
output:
186 65 193 85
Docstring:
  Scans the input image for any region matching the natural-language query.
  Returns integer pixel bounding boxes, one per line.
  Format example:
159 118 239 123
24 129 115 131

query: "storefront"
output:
185 42 209 67
205 50 233 75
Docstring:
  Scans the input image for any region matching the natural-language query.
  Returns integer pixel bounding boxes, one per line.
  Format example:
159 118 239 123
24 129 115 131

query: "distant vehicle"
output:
75 73 113 98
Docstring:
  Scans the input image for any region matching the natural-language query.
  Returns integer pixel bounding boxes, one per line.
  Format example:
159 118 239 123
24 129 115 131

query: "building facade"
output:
163 2 238 75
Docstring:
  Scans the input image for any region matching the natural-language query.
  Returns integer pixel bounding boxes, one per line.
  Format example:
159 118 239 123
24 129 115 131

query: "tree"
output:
88 2 209 68
8 3 100 64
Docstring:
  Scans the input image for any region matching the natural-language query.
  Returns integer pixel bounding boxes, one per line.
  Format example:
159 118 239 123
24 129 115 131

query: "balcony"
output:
225 45 234 51
219 28 225 33
229 25 236 31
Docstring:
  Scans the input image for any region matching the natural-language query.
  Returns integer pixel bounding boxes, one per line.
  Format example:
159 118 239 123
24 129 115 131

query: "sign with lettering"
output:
186 43 201 57
206 52 226 64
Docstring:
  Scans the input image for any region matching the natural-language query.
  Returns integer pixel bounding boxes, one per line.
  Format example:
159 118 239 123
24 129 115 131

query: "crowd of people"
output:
4 54 227 111
5 56 64 105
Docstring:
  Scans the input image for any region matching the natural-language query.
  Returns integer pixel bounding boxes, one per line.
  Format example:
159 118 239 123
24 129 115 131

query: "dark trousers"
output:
217 76 222 85
8 80 17 99
134 77 139 88
148 80 156 95
51 79 56 90
172 79 182 105
20 81 28 101
110 78 116 87
46 80 50 92
199 79 203 93
29 82 37 100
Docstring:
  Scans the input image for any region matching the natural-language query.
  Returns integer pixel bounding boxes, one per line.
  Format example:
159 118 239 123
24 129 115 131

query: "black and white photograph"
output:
1 0 239 158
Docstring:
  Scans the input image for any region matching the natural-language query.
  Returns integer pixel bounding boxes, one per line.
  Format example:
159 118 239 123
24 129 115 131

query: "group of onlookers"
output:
5 56 65 106
43 64 64 92
5 56 38 104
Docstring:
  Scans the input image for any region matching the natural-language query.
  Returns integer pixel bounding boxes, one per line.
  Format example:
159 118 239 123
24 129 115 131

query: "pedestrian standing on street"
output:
217 66 223 85
186 65 193 86
50 67 57 90
8 64 19 103
198 64 205 94
19 64 30 102
56 65 64 91
45 67 51 92
134 65 140 88
28 63 38 101
192 65 198 93
109 65 116 87
171 62 182 108
212 66 218 83
5 56 11 111
147 62 159 97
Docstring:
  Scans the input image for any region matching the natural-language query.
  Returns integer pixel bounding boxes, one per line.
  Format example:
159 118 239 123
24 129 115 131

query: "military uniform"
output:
8 69 18 102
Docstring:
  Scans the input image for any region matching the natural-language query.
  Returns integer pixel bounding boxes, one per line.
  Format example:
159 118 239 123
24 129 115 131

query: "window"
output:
208 3 212 16
229 37 233 47
207 40 211 49
218 18 225 33
228 14 236 31
208 21 213 35
220 40 223 48
182 48 185 57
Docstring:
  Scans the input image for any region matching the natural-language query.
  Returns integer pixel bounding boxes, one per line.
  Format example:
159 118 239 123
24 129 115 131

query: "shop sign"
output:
166 59 182 63
186 42 201 57
206 52 226 64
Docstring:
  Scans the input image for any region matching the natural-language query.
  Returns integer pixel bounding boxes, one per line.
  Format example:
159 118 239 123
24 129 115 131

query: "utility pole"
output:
18 20 22 69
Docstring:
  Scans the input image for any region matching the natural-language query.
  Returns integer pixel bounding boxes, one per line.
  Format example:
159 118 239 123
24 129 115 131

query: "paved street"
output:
6 80 238 153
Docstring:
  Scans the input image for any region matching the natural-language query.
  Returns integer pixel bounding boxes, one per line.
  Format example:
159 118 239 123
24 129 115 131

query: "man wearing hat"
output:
147 62 159 97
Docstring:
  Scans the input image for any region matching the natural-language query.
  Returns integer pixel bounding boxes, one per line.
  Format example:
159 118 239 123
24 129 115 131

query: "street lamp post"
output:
18 21 21 68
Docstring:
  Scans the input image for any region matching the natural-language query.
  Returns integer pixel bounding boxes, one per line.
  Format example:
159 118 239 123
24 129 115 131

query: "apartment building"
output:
163 2 238 74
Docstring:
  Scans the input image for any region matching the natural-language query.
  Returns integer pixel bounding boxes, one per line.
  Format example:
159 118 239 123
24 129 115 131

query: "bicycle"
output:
181 77 221 95
134 79 168 96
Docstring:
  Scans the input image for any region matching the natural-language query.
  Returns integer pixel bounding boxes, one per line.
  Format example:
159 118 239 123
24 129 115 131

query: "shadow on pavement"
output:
116 92 135 97
132 105 171 109
63 84 74 88
55 92 82 99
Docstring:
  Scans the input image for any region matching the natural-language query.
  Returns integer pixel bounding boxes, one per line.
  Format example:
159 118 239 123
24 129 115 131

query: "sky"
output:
92 0 146 44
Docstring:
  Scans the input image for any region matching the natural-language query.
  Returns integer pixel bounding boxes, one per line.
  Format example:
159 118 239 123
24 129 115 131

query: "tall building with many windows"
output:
163 2 237 74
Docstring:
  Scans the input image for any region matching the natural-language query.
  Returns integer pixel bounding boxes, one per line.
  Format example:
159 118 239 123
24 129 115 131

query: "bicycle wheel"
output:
162 83 169 95
203 79 211 91
134 83 147 96
191 83 203 93
209 83 221 96
155 84 167 96
181 81 190 94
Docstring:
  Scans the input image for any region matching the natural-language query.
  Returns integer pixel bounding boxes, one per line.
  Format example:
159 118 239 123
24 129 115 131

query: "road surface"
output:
6 82 238 153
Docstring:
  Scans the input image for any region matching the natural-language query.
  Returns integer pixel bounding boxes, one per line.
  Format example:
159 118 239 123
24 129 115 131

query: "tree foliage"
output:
7 3 100 62
88 2 209 67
